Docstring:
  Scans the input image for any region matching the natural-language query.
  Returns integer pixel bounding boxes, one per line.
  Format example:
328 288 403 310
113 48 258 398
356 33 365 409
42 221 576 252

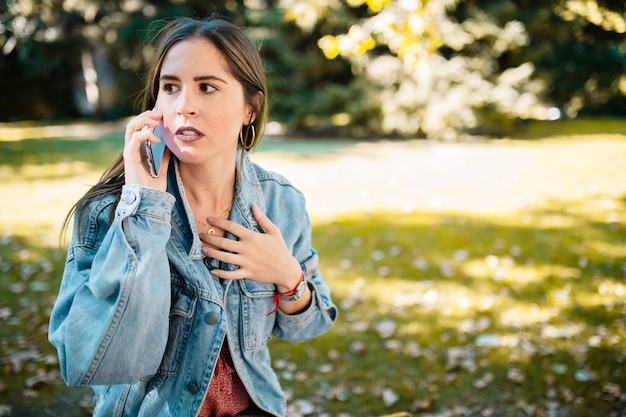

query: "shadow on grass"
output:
515 117 626 140
0 134 123 172
1 199 625 416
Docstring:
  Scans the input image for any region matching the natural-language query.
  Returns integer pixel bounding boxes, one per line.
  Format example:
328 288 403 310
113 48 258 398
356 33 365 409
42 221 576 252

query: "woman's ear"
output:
245 91 264 125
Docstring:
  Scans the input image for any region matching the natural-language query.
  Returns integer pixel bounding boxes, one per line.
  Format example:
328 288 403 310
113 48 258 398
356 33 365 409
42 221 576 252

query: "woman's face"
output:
156 38 253 165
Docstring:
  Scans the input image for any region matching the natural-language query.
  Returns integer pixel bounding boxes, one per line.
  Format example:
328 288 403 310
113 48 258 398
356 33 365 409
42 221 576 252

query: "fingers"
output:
125 111 163 145
200 226 255 280
123 110 169 189
201 245 247 280
202 244 238 264
204 216 249 238
251 203 278 234
200 232 238 252
202 205 277 238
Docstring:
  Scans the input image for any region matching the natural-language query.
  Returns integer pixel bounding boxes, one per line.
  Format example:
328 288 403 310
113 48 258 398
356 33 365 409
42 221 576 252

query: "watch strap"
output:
280 279 307 302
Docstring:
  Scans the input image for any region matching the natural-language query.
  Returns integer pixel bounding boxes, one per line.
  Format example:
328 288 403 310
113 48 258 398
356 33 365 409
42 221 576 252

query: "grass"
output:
0 118 625 417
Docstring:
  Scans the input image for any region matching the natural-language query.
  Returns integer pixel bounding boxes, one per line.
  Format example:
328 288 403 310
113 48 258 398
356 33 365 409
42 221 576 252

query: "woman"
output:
48 16 337 417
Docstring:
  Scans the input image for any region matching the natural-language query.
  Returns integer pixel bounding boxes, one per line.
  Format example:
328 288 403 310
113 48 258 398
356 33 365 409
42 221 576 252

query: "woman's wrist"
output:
275 259 304 293
267 269 307 316
278 272 304 297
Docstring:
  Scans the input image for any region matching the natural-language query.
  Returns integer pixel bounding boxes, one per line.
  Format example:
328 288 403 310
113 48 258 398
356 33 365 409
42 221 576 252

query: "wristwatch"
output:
280 280 308 302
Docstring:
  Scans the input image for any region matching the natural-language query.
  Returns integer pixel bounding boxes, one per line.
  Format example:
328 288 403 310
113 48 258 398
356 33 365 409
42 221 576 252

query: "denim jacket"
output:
48 151 338 417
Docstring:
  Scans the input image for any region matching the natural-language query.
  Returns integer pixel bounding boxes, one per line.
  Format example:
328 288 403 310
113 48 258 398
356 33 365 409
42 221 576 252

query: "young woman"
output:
48 16 337 417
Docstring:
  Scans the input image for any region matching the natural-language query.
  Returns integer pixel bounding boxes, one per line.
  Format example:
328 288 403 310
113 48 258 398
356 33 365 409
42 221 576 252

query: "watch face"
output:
281 280 306 301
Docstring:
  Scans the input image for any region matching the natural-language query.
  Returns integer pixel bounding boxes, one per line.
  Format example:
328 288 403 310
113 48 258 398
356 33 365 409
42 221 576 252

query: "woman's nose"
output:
176 90 199 116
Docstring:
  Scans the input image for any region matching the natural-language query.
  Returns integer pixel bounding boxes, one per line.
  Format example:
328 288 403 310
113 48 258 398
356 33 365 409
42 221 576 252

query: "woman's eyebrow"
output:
194 75 227 84
159 74 227 84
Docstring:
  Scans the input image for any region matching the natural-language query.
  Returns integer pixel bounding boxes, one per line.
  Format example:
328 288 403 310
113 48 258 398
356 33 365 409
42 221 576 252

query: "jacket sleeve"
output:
48 185 176 386
271 196 338 342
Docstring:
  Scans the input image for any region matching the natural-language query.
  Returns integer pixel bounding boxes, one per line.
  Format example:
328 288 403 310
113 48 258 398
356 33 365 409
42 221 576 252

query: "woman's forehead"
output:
161 38 231 78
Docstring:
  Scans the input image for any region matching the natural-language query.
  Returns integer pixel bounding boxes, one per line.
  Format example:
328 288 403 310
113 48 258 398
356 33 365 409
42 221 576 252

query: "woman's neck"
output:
178 157 237 218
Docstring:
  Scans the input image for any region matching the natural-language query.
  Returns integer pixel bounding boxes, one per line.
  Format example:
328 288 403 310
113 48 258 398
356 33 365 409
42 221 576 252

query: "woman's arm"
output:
48 186 175 386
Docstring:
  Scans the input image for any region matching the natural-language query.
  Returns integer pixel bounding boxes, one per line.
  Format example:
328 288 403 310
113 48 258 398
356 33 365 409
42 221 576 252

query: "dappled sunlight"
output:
530 212 579 229
327 254 616 334
254 135 626 222
0 162 102 247
0 160 98 182
575 290 626 312
461 259 582 286
308 174 625 413
1 123 626 416
556 0 626 33
0 120 125 141
597 280 626 298
498 304 559 328
586 240 626 259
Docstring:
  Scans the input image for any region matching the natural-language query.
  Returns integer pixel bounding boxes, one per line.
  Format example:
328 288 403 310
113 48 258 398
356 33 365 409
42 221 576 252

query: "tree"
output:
0 0 244 121
2 0 624 136
282 0 626 138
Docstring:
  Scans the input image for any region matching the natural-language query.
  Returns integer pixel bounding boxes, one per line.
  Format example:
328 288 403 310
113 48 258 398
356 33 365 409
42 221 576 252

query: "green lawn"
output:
0 118 625 417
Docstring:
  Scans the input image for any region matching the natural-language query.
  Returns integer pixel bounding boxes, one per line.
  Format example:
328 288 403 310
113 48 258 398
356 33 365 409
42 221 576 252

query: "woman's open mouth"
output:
175 126 204 142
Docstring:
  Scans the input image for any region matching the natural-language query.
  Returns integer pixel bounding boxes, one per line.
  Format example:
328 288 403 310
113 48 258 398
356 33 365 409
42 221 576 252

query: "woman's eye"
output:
162 83 179 94
200 83 216 93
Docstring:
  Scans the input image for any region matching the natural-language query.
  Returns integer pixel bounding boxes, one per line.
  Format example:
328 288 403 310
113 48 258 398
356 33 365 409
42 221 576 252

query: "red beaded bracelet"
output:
267 271 305 316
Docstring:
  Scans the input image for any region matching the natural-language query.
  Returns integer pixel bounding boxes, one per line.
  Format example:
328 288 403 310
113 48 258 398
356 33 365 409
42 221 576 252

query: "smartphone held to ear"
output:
145 107 167 178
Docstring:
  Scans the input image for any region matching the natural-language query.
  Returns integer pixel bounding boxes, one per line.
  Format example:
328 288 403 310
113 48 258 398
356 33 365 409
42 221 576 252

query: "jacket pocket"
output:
239 279 275 351
158 280 197 376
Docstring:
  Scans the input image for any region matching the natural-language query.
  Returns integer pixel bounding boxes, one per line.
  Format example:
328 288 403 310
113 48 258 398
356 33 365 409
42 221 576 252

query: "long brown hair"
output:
62 16 268 240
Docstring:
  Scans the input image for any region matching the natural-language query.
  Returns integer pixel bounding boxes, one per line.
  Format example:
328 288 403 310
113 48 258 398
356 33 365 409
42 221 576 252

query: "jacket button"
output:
187 382 198 394
205 312 219 325
121 190 136 204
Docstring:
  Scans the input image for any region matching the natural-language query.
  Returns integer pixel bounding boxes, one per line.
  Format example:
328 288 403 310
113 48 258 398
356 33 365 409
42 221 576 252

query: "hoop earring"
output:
239 124 256 150
247 124 256 150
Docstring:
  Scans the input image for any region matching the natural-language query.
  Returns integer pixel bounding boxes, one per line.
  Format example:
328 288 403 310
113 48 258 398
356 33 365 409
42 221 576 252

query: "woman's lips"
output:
175 126 204 142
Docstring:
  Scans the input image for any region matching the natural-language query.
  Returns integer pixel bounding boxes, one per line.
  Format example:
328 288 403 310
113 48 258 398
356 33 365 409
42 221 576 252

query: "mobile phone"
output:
145 107 166 178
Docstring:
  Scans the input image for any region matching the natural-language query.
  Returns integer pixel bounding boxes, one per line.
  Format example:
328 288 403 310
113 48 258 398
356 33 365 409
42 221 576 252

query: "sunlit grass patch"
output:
269 202 626 415
1 119 625 416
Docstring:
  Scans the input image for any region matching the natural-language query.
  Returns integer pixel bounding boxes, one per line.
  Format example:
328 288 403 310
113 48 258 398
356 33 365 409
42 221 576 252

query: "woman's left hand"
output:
201 204 303 292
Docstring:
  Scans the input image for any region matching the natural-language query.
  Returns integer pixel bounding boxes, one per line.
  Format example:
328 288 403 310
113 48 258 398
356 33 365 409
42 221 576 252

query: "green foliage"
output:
0 0 243 120
252 7 376 133
453 0 626 118
0 0 625 136
300 0 626 138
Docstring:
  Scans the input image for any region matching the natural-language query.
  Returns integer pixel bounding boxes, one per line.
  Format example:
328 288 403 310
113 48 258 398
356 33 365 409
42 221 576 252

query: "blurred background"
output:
1 0 625 137
1 1 626 417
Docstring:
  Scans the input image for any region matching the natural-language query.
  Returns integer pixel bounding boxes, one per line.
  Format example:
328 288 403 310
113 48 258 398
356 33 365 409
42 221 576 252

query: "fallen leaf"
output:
375 319 397 339
382 387 399 407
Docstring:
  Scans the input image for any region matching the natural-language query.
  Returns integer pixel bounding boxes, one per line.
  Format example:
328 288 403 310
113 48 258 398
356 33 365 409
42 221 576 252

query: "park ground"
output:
0 118 625 416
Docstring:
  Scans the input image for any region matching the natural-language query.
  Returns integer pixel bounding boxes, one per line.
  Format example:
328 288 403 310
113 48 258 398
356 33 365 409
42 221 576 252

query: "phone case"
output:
145 122 166 178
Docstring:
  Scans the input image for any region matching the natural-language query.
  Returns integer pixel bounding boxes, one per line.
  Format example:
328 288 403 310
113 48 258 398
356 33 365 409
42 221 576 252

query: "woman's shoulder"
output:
251 161 304 199
251 160 291 184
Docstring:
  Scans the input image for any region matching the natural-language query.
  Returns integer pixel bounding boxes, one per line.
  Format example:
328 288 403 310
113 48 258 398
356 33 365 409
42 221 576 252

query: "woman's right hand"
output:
123 109 171 191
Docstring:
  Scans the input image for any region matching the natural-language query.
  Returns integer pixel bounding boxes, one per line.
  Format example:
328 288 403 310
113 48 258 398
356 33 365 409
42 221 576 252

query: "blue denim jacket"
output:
48 151 338 417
